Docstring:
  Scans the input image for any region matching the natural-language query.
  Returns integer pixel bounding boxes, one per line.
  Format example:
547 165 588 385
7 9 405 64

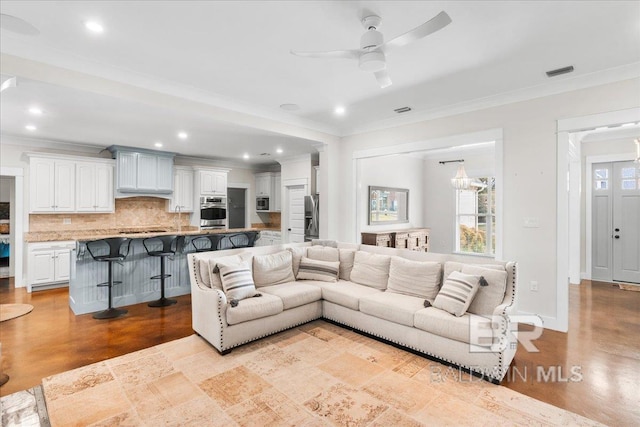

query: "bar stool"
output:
143 235 183 307
86 237 132 319
191 234 224 252
228 232 258 248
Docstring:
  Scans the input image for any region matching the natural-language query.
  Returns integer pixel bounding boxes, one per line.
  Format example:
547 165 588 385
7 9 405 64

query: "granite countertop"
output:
25 226 271 243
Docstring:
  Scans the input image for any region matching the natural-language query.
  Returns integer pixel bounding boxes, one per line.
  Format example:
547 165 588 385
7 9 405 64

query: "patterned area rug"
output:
0 385 50 427
42 321 602 426
618 283 640 292
0 304 34 322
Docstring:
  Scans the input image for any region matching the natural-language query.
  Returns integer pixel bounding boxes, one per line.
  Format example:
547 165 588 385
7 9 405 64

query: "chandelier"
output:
439 159 472 190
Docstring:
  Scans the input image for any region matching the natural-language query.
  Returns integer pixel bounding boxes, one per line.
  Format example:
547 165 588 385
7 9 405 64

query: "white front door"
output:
287 185 306 243
592 161 640 284
612 161 640 283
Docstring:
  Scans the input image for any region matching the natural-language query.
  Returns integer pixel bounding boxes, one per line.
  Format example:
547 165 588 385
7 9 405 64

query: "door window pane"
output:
621 167 636 179
621 179 637 190
594 169 608 179
595 180 608 190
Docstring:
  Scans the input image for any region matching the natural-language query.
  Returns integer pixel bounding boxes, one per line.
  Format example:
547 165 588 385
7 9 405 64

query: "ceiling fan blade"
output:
290 49 360 60
0 14 40 35
380 11 451 54
374 70 392 88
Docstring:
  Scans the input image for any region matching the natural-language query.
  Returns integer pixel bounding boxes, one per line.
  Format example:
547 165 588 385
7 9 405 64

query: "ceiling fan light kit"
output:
291 11 452 89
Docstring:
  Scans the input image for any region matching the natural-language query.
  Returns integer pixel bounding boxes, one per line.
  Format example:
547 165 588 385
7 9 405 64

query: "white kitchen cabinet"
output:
274 173 281 211
169 167 194 212
199 170 228 195
255 173 272 197
29 157 76 213
109 146 175 194
28 241 75 289
76 162 114 213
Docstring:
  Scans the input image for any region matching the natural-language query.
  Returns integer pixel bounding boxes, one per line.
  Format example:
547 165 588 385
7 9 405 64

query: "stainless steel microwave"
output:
256 197 270 211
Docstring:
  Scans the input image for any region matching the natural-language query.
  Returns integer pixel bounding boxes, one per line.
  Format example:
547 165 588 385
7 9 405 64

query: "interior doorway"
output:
592 160 640 283
0 167 24 287
227 187 247 229
286 184 306 243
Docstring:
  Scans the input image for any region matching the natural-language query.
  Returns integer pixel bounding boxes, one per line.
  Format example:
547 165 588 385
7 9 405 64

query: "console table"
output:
361 228 430 252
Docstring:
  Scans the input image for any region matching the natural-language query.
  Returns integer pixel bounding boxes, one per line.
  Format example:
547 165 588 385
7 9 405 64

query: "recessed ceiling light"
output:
177 131 188 140
28 106 43 115
334 106 346 115
154 142 163 148
243 153 250 160
84 21 104 33
280 103 300 111
25 124 37 131
276 148 283 154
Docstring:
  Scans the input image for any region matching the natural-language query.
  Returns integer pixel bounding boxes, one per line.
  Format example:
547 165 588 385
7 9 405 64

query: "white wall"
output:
423 152 495 253
358 154 425 235
334 77 640 327
0 177 11 203
580 137 638 275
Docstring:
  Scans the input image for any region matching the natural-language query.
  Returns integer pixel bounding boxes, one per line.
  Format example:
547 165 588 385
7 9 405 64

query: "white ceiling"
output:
1 1 639 164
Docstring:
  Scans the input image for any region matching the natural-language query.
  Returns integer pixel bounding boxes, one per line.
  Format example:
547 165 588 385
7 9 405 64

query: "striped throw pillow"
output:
433 271 480 317
296 257 339 282
218 260 258 301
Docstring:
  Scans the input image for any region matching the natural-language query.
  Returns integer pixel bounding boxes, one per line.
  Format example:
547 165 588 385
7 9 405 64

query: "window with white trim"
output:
456 177 495 255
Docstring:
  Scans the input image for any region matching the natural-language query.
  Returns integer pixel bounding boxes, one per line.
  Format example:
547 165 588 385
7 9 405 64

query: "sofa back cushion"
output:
253 250 295 287
349 251 391 290
387 256 441 301
433 271 481 317
217 259 258 301
296 257 339 282
307 246 340 262
339 249 356 281
461 265 508 315
443 261 504 281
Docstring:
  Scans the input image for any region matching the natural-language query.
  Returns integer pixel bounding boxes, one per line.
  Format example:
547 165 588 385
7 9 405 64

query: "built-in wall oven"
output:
200 196 227 229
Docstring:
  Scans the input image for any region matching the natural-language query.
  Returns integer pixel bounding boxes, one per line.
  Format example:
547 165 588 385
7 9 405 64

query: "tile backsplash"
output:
29 197 191 232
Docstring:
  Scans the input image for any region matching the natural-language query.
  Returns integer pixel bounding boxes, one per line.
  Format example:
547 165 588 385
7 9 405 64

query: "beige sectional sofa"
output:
188 242 518 383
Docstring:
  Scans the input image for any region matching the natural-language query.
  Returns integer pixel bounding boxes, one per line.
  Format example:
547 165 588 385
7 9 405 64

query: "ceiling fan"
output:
291 11 451 89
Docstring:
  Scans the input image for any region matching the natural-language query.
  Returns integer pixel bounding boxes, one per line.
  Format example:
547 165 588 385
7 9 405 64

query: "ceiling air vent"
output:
394 106 412 114
546 65 574 78
260 153 271 156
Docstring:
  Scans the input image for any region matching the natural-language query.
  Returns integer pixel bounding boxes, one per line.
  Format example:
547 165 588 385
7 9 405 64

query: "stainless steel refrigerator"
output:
304 195 319 242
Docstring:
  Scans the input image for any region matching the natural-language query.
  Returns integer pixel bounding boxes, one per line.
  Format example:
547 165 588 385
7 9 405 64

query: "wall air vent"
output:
394 106 412 113
546 65 574 78
260 153 271 156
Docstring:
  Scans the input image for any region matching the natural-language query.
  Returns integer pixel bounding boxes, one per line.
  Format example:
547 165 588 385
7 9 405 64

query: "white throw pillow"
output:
339 249 356 281
349 251 391 290
252 250 295 287
218 259 258 302
307 246 340 262
206 253 252 290
433 271 480 317
287 247 307 277
296 257 339 282
387 256 441 301
461 265 508 316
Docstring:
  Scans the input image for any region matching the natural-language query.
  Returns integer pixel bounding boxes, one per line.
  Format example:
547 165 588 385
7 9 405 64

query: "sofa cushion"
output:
226 293 284 325
218 259 259 301
252 250 295 288
321 281 383 311
387 257 441 301
462 265 508 316
297 257 339 282
414 307 492 346
359 292 426 327
311 239 338 248
287 247 307 277
307 246 340 262
349 251 391 290
432 271 480 317
443 261 504 281
339 249 355 281
205 252 252 290
260 282 322 310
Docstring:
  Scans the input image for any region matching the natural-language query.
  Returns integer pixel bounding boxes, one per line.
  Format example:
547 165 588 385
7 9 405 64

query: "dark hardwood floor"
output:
0 277 638 425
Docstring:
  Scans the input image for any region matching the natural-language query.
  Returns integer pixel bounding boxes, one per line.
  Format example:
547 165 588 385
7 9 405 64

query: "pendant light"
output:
439 159 472 190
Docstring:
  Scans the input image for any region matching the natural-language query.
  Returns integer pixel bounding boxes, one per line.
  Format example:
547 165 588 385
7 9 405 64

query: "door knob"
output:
614 235 620 239
287 228 292 231
615 228 620 232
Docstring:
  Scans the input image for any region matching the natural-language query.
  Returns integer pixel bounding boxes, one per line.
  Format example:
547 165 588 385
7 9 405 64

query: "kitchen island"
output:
25 227 263 315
